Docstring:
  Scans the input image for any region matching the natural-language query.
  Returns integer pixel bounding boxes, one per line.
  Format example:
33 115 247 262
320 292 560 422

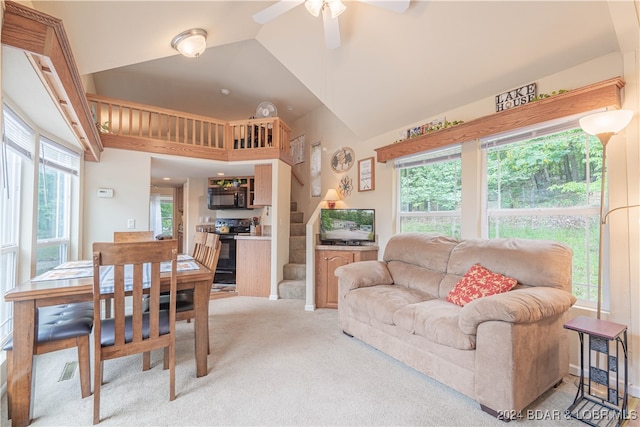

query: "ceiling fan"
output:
252 0 410 49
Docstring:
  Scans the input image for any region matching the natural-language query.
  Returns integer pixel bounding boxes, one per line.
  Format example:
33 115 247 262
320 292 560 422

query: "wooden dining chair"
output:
175 232 221 323
3 303 93 420
113 230 155 242
158 232 220 356
92 240 178 425
191 231 208 262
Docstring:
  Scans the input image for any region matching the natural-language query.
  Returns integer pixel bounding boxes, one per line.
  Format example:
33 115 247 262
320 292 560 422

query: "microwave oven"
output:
208 187 247 210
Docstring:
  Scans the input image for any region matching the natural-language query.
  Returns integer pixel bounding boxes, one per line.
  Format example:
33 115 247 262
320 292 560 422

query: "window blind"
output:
2 106 34 159
394 144 461 169
39 137 80 176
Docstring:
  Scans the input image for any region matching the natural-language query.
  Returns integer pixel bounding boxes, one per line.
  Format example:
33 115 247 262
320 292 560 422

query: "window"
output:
1 106 35 339
483 125 601 305
397 145 462 239
150 193 174 238
36 137 79 275
395 119 604 307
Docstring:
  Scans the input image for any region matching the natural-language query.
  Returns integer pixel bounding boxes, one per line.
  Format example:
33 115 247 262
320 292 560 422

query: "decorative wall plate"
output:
339 175 353 198
330 147 355 173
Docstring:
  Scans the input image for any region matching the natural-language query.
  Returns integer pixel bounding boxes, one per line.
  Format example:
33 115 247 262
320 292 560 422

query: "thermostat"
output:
97 188 114 198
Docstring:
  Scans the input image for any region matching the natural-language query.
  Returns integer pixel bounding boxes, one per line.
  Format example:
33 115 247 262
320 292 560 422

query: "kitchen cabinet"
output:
252 164 272 206
315 246 378 309
235 236 271 297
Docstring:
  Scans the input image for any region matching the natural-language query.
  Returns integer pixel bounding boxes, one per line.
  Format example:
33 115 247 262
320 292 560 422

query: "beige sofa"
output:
335 232 576 419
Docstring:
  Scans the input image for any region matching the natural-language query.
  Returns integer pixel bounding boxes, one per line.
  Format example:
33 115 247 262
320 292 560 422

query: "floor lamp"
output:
578 109 634 319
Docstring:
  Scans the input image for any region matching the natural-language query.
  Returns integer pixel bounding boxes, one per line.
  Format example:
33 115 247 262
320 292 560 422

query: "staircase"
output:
278 201 306 300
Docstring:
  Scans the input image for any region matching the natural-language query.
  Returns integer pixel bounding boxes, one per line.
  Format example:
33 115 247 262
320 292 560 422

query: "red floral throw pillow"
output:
446 264 517 307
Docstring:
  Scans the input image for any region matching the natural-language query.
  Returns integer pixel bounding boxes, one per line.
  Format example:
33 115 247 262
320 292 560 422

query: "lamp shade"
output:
324 188 340 208
171 28 207 58
579 110 634 136
324 189 339 201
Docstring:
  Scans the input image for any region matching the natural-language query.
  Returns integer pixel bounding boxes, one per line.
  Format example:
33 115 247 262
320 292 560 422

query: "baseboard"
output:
304 304 315 311
568 362 639 398
269 294 278 301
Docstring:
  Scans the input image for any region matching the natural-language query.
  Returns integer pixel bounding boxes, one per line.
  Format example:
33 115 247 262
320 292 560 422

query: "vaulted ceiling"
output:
27 0 626 139
6 1 634 184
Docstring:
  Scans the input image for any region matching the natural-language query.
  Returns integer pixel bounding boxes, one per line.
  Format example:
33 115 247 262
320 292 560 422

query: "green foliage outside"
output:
399 128 602 302
160 201 174 234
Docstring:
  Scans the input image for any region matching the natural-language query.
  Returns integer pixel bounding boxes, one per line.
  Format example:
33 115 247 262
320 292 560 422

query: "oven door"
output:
214 234 237 284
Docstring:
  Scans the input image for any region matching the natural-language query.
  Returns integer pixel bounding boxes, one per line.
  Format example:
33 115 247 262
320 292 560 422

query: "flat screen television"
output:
320 208 375 245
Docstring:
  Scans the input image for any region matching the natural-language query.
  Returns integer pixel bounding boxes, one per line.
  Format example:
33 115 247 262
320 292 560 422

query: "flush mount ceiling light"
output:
171 28 207 58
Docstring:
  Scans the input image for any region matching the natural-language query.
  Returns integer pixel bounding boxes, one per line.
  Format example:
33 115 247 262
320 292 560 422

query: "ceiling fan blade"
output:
357 0 410 14
322 7 341 49
252 0 305 24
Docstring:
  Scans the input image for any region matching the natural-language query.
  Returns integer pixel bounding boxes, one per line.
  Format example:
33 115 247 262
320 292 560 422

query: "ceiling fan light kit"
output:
171 28 208 58
305 0 346 19
252 0 409 49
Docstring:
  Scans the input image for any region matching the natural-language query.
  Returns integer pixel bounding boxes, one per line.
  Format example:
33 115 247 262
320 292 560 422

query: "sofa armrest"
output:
458 287 576 335
335 260 393 292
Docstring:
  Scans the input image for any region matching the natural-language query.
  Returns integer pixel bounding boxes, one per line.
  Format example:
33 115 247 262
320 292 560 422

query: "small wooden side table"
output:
563 316 628 426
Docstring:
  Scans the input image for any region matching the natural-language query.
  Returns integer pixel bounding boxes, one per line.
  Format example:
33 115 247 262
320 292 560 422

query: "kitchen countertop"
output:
235 234 271 240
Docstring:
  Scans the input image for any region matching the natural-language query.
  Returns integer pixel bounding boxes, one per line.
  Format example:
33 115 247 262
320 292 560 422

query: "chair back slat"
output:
192 232 208 261
113 265 126 345
201 234 221 271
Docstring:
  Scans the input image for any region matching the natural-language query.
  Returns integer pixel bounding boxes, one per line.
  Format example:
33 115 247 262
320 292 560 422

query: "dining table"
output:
4 256 214 427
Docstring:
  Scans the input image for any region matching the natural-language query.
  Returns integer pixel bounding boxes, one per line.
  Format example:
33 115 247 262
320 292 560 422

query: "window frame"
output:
396 117 607 309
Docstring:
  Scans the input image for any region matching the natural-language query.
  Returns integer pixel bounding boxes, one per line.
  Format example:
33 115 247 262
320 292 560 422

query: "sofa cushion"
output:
344 285 432 326
387 261 444 298
383 232 458 272
445 237 573 292
446 264 517 306
393 299 476 350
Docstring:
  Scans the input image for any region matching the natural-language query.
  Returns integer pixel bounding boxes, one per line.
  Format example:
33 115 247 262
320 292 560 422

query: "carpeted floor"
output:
0 297 613 426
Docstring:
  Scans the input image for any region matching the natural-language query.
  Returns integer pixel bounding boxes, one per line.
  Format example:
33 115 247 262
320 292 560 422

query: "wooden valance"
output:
375 77 625 163
2 1 103 161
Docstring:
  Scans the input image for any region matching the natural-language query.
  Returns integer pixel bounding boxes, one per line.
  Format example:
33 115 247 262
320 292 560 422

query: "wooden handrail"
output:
87 94 293 165
291 169 304 186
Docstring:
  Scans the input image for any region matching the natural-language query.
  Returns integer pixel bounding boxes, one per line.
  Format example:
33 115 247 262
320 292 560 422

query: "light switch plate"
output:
127 219 135 229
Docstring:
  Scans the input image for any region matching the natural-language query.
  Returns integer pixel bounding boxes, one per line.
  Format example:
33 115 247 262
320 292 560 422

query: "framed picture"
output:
358 157 375 192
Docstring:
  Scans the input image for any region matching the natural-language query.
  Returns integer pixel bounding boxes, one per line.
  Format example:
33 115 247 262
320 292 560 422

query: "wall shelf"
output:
375 77 625 163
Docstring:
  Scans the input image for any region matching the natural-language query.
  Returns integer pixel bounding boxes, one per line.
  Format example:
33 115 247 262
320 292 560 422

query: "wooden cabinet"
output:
315 246 378 309
235 237 271 297
252 164 272 206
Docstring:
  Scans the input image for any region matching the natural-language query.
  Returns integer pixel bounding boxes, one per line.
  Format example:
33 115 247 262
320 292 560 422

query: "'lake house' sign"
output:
495 83 536 112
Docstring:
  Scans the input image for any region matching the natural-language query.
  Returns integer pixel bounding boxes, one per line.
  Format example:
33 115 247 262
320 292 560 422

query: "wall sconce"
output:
324 188 340 209
171 28 207 58
579 109 634 319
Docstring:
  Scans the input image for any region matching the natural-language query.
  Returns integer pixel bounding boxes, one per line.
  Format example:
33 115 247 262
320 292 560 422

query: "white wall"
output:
82 148 151 256
290 50 640 394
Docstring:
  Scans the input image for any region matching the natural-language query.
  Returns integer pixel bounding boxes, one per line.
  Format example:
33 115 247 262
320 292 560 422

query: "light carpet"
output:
1 297 587 426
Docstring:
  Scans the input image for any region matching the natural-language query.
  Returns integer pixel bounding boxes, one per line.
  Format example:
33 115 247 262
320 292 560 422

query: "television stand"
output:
315 245 379 309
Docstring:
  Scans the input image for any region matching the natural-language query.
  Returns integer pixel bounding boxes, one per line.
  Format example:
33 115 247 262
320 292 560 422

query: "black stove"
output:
213 218 251 235
213 218 251 285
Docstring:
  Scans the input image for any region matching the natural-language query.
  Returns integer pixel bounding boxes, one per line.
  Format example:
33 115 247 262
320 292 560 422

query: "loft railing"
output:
86 94 292 162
